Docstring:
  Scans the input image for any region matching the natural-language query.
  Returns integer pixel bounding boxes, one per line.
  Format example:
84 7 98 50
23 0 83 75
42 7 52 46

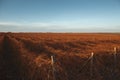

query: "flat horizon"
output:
0 0 120 32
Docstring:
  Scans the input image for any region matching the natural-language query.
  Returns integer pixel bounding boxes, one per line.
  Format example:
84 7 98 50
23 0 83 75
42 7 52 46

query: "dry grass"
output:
0 33 120 80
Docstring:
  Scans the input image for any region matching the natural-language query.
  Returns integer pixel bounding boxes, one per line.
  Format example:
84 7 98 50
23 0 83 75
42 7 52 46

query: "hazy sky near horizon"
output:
0 0 120 32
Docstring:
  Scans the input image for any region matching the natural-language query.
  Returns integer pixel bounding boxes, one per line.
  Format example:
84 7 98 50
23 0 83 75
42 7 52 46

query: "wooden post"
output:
114 47 117 54
114 47 117 70
51 56 56 80
111 47 117 79
90 52 94 59
114 47 117 66
90 52 94 79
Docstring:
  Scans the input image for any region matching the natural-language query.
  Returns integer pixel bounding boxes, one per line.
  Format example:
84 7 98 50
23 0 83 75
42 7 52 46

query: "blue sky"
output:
0 0 120 32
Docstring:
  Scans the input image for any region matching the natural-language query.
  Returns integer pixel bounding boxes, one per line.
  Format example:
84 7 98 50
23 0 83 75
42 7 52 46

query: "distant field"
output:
0 33 120 80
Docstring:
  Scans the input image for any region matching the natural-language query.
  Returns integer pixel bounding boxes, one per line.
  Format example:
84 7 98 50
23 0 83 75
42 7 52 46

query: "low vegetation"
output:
0 33 120 80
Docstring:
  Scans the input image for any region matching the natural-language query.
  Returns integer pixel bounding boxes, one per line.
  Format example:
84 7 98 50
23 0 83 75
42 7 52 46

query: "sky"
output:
0 0 120 32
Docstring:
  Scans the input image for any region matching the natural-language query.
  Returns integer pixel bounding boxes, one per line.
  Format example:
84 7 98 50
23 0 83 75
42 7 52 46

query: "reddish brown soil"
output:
0 33 120 80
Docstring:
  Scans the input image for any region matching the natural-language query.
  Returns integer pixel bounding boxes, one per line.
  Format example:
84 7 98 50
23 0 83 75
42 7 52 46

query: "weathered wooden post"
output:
114 47 117 70
51 56 56 80
90 52 94 79
111 47 117 79
114 47 117 56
